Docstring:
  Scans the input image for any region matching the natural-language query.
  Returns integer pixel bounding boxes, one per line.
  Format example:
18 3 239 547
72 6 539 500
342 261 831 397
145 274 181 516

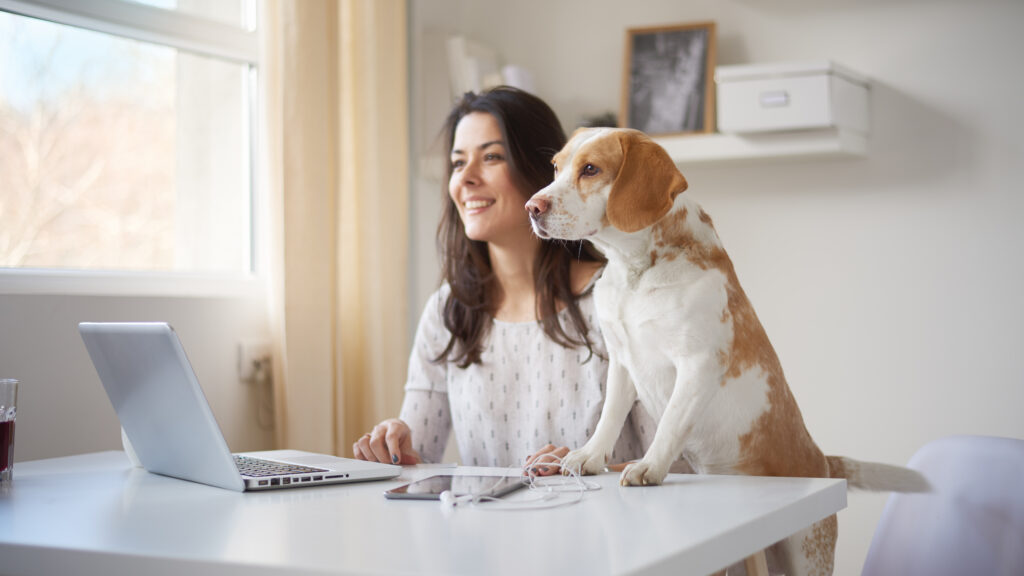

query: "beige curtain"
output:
262 0 409 455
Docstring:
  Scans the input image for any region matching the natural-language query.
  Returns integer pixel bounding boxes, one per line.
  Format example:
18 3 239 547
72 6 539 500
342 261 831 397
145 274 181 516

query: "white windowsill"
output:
0 269 265 299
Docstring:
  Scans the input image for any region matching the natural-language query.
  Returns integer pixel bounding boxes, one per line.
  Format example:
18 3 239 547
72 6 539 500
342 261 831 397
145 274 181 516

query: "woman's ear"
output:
606 132 688 233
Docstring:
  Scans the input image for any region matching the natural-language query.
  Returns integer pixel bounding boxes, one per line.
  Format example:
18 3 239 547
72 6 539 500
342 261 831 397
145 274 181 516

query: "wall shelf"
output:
420 128 865 178
654 128 866 165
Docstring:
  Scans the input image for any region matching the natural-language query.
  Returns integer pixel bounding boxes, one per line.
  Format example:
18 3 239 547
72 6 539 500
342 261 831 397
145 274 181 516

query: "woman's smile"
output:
463 198 495 212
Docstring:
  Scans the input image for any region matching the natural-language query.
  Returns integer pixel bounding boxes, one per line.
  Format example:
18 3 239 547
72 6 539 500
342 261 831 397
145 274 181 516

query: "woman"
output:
352 86 654 473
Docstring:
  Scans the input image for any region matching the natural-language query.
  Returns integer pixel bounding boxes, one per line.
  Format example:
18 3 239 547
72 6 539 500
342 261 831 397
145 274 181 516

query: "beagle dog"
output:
525 128 927 576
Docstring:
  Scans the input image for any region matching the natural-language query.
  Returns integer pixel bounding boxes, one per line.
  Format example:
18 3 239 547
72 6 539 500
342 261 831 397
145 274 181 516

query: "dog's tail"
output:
826 455 931 492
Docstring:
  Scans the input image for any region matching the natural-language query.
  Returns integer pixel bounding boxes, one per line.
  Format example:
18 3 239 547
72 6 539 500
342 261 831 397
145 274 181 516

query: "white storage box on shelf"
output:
716 60 869 134
654 60 871 165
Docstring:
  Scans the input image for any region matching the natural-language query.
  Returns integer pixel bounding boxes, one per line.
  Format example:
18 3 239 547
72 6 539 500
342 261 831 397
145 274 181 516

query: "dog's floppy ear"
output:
607 132 688 233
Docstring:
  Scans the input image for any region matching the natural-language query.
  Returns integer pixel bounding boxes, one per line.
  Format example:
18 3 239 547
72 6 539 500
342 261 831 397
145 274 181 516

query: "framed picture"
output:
621 21 717 136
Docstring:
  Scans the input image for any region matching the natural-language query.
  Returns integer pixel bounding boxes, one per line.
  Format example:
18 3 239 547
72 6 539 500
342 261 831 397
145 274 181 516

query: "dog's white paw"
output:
561 447 607 476
620 460 669 486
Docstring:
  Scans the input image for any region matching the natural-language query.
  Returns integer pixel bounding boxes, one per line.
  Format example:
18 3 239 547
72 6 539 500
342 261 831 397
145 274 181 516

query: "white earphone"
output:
439 490 475 508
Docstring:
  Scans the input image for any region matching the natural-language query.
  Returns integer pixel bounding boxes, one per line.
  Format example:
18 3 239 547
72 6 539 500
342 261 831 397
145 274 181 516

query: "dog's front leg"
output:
621 355 718 486
562 359 637 476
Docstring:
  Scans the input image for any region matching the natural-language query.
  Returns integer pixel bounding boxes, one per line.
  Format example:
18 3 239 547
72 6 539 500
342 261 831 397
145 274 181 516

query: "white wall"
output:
409 0 1024 573
0 292 274 461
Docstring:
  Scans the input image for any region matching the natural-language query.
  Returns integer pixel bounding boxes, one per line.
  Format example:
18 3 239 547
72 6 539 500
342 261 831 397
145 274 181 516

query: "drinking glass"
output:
0 379 18 486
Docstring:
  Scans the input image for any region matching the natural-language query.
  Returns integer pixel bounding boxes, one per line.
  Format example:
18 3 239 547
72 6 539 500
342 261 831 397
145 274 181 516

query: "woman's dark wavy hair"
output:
435 86 605 368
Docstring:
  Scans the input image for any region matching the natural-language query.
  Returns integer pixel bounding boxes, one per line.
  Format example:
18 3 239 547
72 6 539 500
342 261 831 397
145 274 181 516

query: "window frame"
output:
0 0 264 298
0 0 258 64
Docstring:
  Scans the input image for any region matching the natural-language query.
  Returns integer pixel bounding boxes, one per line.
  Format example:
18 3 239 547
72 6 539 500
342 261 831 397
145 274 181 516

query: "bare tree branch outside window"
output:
1 9 250 274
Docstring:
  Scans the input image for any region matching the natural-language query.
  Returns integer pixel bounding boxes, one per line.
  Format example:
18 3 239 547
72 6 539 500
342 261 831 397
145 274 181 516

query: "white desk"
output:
0 451 846 576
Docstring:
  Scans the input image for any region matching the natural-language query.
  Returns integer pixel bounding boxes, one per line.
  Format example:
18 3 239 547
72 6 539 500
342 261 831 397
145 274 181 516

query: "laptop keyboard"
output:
234 455 329 477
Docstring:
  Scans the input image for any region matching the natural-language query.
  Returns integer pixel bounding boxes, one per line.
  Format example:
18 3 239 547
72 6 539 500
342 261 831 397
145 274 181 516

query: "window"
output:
0 0 259 288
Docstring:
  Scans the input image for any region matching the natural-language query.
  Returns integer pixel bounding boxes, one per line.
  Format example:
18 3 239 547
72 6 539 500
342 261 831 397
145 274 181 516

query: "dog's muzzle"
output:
525 196 551 238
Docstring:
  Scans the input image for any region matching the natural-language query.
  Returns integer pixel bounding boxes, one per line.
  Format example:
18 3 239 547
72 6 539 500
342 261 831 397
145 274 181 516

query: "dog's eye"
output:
581 164 600 177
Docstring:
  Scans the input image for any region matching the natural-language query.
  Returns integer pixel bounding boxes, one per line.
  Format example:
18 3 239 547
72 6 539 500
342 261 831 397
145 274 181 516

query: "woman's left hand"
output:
524 444 570 476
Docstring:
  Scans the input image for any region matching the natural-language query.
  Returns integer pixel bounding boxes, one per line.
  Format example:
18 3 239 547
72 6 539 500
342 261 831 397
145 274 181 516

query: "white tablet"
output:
384 474 527 500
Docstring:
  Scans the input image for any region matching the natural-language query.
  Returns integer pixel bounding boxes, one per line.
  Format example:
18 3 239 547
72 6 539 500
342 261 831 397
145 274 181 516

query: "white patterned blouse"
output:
399 280 657 468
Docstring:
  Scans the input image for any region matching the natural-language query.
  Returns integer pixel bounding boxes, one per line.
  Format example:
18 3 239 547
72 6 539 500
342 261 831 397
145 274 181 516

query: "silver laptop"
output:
79 322 401 491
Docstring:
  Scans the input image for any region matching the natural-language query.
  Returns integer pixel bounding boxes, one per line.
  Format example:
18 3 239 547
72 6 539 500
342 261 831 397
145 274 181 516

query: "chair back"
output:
861 435 1024 576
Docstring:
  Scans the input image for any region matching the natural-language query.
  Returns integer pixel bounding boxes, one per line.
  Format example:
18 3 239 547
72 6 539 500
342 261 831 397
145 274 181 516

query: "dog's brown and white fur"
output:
525 128 927 576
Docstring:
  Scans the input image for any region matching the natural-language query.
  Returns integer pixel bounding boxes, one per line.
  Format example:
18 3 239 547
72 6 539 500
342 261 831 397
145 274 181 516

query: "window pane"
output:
0 11 252 273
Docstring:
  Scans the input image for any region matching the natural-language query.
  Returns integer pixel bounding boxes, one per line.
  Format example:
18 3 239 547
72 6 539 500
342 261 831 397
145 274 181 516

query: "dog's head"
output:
526 127 688 240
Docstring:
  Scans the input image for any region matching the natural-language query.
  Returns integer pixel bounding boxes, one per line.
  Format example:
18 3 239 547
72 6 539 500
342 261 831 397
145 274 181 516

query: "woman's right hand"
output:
352 418 422 465
524 444 570 476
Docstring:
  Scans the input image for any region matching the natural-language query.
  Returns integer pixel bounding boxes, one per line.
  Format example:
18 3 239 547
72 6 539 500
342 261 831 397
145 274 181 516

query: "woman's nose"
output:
457 158 481 187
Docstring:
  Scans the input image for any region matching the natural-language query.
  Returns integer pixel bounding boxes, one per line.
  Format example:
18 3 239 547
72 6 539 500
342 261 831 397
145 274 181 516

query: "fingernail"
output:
540 466 549 473
392 454 399 464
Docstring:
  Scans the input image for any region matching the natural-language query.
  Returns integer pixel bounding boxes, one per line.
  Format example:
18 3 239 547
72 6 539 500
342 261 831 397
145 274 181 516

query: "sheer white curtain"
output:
261 0 409 454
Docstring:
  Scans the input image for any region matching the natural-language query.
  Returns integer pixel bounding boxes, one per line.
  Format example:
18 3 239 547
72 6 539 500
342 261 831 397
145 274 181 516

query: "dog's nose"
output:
525 196 549 217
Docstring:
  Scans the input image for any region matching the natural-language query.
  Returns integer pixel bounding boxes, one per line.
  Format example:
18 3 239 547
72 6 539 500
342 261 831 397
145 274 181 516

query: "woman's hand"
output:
524 444 570 476
352 418 422 465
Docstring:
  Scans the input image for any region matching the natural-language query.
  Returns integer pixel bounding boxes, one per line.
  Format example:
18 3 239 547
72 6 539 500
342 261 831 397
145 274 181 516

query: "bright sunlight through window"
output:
0 1 256 274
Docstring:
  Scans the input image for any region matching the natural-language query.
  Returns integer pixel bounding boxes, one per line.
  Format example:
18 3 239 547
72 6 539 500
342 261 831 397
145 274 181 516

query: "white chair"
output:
861 435 1024 576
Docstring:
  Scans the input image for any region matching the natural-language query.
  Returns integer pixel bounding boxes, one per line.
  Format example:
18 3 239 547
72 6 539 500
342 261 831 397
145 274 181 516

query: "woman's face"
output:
448 112 533 246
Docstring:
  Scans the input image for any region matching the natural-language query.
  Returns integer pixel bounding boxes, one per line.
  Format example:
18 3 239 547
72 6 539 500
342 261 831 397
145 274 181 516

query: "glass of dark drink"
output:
1 379 17 487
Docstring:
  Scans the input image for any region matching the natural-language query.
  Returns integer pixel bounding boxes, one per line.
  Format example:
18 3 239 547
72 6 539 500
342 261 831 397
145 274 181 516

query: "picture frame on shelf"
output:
621 21 716 136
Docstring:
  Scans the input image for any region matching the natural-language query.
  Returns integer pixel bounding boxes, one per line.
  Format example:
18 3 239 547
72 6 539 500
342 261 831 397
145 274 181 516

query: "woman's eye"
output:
485 153 503 161
450 159 465 170
581 164 599 177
